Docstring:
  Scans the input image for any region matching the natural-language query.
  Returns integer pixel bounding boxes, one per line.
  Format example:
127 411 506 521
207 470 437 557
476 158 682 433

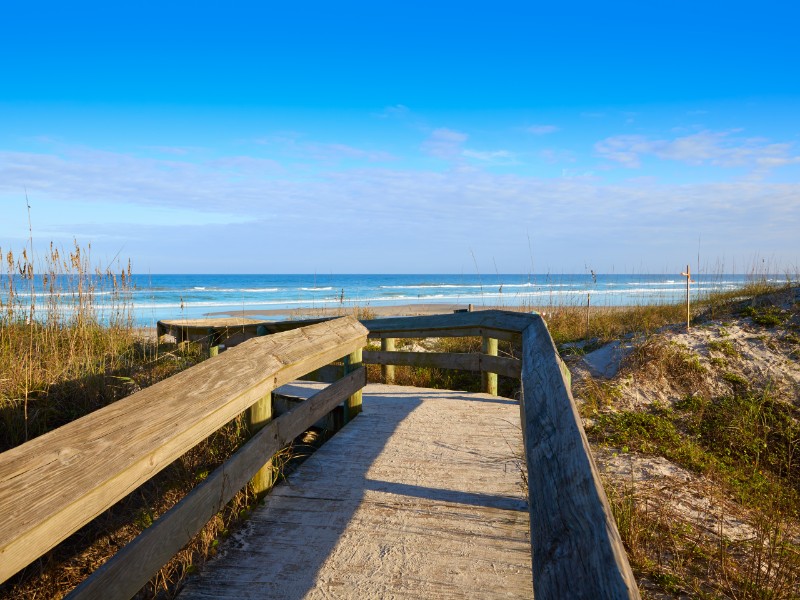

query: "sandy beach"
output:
205 303 526 320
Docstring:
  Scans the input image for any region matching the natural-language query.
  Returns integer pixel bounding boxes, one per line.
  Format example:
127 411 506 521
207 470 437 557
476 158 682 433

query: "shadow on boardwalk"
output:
180 384 532 600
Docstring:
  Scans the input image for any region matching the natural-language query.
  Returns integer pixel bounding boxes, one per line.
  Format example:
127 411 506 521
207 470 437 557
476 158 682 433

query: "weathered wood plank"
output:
179 384 532 600
363 350 521 379
367 326 519 342
363 309 534 341
520 316 640 598
156 317 333 348
0 317 368 584
67 368 366 600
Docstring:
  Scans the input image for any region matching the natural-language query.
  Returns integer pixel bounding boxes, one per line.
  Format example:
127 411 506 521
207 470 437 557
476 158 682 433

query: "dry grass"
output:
581 284 800 598
3 245 797 599
0 242 281 599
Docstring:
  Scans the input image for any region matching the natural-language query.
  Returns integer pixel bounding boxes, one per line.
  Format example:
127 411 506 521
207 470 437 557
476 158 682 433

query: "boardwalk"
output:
180 383 532 599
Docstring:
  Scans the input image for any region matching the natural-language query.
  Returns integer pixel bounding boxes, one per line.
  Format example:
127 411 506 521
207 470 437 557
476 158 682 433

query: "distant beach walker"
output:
75 272 764 327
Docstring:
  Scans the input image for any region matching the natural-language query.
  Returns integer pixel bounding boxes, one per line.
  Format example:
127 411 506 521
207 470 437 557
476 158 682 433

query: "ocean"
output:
4 272 775 327
72 272 769 326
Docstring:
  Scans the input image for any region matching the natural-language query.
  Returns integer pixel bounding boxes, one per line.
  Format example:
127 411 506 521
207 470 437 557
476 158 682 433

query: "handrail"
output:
0 317 368 587
0 310 641 599
364 310 640 597
520 316 639 598
362 309 532 341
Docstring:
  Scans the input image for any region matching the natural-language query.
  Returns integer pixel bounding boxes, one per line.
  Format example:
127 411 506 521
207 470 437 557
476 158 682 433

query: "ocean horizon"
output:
4 272 780 327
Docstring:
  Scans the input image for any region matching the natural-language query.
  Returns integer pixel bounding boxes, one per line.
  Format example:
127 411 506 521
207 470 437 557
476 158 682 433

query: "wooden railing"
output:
360 310 640 598
0 317 368 599
0 310 640 599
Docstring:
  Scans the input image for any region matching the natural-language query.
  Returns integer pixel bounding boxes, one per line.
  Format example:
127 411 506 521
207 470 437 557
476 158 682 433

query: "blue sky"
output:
1 1 799 274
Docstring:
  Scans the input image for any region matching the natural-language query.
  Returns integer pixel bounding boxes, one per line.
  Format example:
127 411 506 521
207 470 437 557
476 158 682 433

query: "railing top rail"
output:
362 309 536 337
520 318 640 598
0 317 368 584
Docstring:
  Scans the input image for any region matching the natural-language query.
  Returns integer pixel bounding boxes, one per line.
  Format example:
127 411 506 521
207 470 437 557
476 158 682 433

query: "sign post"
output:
681 264 694 331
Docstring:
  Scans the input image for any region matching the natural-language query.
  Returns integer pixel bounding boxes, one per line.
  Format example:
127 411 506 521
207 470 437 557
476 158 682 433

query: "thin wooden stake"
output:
681 264 694 331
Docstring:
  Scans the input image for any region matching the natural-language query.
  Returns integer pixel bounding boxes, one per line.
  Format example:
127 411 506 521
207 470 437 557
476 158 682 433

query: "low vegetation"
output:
2 239 797 599
572 283 800 598
0 243 257 599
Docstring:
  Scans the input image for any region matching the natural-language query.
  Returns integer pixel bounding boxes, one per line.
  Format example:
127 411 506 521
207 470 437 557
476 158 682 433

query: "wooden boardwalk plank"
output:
180 384 532 600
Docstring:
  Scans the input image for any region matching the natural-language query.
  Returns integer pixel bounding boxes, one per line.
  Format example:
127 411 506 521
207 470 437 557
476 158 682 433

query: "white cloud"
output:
252 135 395 163
595 130 800 174
374 104 410 119
420 128 468 159
539 148 576 164
2 143 798 272
527 124 560 135
462 149 517 164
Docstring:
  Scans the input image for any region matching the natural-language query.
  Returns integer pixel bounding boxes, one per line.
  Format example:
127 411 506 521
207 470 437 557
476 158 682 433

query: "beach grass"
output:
1 239 798 598
573 284 800 598
0 243 250 599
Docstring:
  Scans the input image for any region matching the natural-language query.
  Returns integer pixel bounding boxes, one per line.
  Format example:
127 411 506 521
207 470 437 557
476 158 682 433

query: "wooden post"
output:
343 347 363 421
248 322 273 497
381 337 395 383
247 394 274 497
482 336 498 395
681 264 693 331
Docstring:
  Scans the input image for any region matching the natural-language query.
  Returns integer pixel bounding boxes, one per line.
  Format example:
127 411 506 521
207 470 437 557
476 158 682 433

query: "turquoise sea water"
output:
5 273 778 326
92 273 778 325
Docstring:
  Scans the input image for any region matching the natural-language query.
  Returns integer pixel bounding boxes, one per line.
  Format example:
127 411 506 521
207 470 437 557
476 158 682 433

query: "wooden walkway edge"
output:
179 383 532 599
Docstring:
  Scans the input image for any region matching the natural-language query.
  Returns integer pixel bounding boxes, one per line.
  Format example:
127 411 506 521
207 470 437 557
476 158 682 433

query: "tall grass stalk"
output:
0 239 138 448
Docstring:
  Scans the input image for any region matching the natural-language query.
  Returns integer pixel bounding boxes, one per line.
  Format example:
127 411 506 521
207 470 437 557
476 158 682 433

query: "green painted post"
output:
482 336 498 396
249 323 273 497
343 348 363 422
247 393 274 497
381 337 395 384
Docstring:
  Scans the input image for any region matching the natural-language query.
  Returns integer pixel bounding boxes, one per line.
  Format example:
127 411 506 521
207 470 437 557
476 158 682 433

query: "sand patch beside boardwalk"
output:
595 449 757 543
569 315 800 412
569 289 800 596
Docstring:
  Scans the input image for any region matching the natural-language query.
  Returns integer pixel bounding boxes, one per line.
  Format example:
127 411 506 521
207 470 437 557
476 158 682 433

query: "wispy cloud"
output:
461 149 517 165
250 134 395 163
420 128 468 159
539 148 576 164
374 104 411 119
527 124 560 135
143 145 196 156
2 143 798 272
595 130 800 174
302 142 395 163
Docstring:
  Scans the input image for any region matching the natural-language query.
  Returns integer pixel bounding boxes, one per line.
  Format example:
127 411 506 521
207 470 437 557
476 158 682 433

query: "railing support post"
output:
247 393 274 497
344 348 363 421
381 337 395 383
482 336 498 395
249 323 273 497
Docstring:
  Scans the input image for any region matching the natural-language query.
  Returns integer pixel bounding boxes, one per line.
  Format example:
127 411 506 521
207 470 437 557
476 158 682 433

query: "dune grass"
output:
577 284 800 598
1 241 797 598
0 243 254 599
